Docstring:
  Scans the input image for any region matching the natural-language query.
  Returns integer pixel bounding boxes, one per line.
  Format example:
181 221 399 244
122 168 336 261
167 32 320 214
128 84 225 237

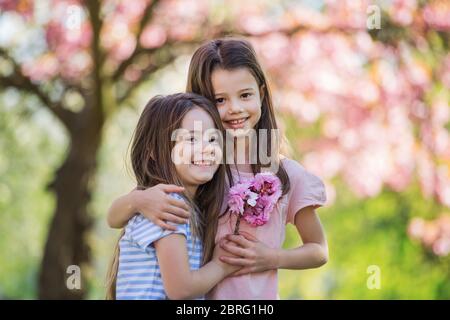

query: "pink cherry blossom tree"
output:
0 0 227 299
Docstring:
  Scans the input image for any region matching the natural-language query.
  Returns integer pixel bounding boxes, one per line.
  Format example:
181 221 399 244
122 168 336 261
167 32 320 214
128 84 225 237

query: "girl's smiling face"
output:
211 67 264 137
173 107 222 196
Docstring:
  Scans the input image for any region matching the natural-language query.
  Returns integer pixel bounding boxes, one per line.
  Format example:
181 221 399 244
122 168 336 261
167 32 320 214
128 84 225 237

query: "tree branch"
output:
85 0 106 122
0 48 76 126
112 0 161 82
116 38 207 106
117 54 176 105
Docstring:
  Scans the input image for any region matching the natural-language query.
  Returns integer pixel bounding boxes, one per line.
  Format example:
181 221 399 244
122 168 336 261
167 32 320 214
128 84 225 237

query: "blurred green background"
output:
0 0 449 299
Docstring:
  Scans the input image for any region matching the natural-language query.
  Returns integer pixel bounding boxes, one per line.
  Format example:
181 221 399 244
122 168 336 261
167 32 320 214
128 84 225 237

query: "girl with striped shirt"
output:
106 93 239 300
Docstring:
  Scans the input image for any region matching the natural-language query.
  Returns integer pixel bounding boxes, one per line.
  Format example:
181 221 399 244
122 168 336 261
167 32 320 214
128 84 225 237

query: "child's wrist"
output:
210 259 228 277
270 248 281 270
129 189 142 213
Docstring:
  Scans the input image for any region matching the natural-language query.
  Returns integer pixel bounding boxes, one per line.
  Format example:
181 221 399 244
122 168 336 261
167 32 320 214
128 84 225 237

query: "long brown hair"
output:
186 37 291 200
106 93 227 299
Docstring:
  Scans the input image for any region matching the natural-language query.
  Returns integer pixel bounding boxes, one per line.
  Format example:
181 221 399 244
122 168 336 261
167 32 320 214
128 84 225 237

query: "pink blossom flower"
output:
251 172 282 196
228 180 251 215
407 214 450 257
246 191 259 207
228 173 282 231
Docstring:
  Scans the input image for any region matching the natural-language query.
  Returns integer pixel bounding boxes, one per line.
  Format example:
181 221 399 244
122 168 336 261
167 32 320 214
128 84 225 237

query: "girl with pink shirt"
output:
107 38 328 299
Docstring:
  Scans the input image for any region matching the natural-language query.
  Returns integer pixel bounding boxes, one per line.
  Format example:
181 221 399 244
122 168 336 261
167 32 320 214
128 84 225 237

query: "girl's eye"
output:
241 93 252 99
215 97 225 105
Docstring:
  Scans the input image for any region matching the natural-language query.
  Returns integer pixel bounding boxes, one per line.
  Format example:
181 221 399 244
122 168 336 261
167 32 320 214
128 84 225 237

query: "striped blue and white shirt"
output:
116 193 203 300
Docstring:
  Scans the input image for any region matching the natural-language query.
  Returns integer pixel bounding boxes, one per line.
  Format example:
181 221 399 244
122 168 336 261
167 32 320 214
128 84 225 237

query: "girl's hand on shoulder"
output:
219 231 279 276
134 184 191 231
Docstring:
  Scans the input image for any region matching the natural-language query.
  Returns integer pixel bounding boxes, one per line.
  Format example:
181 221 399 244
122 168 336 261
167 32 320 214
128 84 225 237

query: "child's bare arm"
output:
276 205 328 269
106 190 139 228
155 235 240 300
107 184 191 229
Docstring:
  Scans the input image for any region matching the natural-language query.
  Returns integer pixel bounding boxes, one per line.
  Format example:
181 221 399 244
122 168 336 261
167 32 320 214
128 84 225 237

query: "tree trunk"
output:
38 106 104 299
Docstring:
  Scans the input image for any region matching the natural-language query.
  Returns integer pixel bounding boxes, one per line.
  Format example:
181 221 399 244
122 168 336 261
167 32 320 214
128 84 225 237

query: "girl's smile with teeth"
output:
225 117 249 129
192 160 215 166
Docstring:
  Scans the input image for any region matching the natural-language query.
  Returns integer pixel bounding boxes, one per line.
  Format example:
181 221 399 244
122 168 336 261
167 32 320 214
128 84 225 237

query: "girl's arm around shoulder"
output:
106 184 191 230
107 189 140 228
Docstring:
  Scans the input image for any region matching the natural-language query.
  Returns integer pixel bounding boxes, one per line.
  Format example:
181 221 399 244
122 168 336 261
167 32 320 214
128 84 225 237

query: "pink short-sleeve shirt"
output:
207 158 327 300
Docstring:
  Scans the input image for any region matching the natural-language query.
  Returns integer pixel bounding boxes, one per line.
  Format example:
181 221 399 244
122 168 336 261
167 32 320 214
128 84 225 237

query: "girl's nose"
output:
228 100 244 114
202 140 222 162
202 141 215 156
